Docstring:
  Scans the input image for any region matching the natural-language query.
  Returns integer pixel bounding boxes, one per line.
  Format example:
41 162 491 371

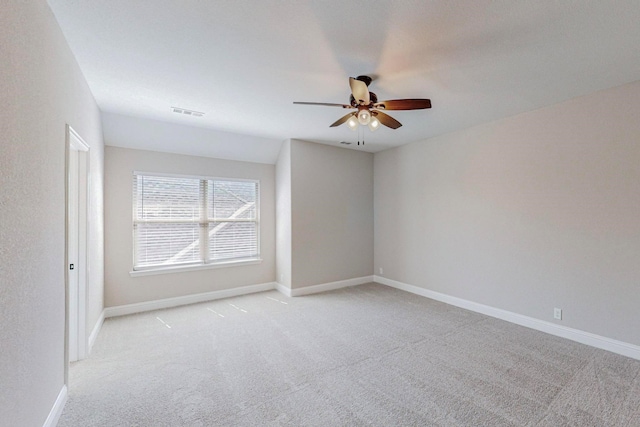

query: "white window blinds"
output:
133 173 259 270
208 180 258 261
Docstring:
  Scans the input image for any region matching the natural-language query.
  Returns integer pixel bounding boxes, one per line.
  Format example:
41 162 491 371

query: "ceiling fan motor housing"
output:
350 92 377 107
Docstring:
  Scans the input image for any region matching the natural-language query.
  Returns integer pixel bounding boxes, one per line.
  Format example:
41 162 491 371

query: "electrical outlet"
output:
554 308 562 320
379 267 384 275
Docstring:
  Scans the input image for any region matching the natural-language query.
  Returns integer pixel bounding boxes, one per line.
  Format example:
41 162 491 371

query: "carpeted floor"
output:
58 283 640 426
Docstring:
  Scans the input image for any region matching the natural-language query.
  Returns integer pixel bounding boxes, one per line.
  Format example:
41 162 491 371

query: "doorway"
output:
65 125 89 375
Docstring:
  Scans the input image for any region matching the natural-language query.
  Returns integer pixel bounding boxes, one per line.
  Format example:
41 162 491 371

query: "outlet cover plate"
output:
554 308 562 320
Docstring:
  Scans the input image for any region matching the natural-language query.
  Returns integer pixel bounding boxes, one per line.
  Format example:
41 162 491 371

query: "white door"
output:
66 126 89 365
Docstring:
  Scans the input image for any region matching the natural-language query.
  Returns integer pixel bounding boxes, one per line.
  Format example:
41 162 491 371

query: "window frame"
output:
131 171 261 276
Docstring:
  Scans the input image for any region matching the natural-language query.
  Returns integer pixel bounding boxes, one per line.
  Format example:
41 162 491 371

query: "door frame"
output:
64 125 90 381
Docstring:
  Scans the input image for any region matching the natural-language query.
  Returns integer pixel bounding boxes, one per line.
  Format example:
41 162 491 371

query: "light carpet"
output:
59 283 640 426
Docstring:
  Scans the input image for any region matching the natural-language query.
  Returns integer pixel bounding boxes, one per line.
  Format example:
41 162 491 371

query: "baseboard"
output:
374 276 640 361
88 309 105 355
104 282 277 318
284 275 374 297
275 282 292 297
43 385 67 427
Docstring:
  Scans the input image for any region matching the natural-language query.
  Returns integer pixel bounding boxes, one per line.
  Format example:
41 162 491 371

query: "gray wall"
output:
275 140 292 288
104 146 275 307
374 80 640 346
290 140 374 288
0 1 105 425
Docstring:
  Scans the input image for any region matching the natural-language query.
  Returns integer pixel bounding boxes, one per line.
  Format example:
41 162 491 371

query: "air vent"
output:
171 107 204 117
340 141 352 145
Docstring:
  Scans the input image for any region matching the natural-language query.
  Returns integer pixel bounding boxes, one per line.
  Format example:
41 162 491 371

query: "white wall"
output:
275 140 292 288
102 112 283 165
375 80 640 346
290 140 374 288
0 1 104 425
104 146 275 307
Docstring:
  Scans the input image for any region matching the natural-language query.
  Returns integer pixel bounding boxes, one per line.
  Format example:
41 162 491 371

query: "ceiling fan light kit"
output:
294 75 431 133
368 116 380 131
347 115 359 130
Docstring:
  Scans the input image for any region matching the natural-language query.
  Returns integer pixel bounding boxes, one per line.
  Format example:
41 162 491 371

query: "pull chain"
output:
357 126 365 145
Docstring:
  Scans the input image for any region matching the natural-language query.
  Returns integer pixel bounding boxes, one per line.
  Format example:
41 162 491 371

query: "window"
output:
132 173 259 271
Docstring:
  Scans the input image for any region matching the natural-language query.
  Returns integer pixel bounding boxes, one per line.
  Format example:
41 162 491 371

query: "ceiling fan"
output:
293 75 431 131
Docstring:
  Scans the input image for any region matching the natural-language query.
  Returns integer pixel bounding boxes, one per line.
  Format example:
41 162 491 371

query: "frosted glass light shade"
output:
357 109 371 125
347 116 359 130
368 116 380 131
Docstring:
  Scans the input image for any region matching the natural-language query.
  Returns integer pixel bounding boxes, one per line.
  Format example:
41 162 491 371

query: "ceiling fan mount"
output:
354 75 373 87
294 75 431 131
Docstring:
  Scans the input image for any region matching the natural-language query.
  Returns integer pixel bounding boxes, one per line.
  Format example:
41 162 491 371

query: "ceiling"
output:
48 0 640 157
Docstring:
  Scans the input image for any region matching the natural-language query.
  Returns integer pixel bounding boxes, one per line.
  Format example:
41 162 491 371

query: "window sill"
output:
129 258 262 277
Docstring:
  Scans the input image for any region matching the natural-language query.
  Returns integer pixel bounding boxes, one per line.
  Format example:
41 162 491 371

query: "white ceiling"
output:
49 0 640 158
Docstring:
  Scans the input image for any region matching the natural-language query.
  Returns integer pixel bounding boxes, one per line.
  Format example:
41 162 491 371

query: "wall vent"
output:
171 107 204 117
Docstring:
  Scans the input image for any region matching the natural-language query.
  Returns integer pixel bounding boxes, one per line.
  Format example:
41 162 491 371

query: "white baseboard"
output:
275 282 292 297
43 385 67 427
104 282 277 318
374 276 640 361
280 275 374 297
88 309 105 355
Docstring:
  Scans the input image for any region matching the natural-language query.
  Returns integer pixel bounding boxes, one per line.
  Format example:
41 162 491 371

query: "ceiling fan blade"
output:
374 111 402 129
293 102 353 108
374 99 431 110
349 77 370 105
330 112 356 127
